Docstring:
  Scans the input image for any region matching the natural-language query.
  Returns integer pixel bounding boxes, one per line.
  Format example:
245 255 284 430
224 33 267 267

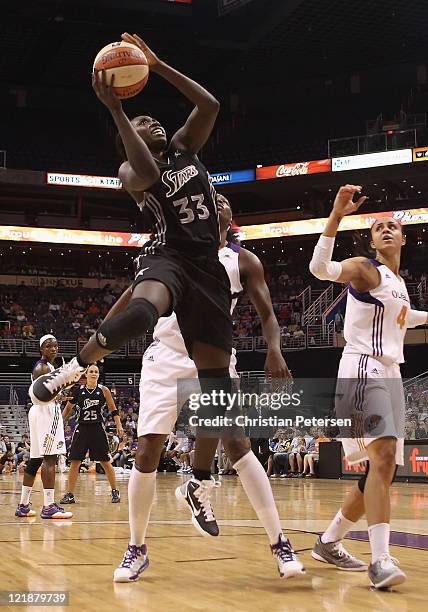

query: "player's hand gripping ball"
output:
93 41 149 99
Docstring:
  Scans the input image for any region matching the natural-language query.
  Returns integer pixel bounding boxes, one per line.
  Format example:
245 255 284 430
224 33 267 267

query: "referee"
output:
60 364 124 504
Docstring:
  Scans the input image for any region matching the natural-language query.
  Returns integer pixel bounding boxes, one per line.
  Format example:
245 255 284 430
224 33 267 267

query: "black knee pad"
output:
25 457 43 476
358 460 397 493
358 461 370 493
96 298 159 351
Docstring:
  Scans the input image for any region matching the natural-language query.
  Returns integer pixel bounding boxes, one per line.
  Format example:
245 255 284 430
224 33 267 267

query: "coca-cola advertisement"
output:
256 158 331 181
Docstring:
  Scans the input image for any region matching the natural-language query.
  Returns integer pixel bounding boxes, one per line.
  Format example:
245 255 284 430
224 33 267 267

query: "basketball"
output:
93 41 149 99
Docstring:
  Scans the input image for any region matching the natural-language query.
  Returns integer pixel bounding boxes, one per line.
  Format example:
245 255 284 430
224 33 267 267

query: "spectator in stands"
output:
415 416 428 439
269 432 291 478
0 451 16 474
15 434 30 464
288 437 307 476
22 322 35 339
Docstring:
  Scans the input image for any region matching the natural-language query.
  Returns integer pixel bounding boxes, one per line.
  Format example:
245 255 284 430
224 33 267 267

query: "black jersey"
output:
71 384 107 425
139 147 220 256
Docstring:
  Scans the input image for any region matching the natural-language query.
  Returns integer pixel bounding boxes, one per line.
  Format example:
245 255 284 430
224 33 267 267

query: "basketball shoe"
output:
111 489 120 503
40 503 73 519
15 503 36 517
113 544 149 582
368 554 406 589
270 535 305 579
175 477 220 537
29 357 86 405
60 492 75 504
312 536 367 571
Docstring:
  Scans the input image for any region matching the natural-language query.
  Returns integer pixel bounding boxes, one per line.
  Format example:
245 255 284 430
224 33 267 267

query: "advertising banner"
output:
0 275 129 289
332 149 412 172
211 168 255 185
341 442 428 479
47 173 122 189
256 159 331 181
1 208 428 247
413 146 428 162
238 207 428 241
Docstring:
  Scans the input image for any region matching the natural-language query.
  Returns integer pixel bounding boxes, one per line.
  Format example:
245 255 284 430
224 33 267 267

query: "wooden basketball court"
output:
1 473 427 611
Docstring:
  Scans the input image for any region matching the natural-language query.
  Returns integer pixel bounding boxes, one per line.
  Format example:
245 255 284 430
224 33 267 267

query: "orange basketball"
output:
93 41 149 99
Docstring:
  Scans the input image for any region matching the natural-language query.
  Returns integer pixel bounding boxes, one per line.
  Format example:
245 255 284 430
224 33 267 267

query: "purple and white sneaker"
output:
271 534 305 579
40 503 73 519
15 503 36 518
113 544 149 582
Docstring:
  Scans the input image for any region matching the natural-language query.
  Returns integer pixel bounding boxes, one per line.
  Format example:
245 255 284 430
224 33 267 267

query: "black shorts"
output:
68 423 110 462
133 248 232 358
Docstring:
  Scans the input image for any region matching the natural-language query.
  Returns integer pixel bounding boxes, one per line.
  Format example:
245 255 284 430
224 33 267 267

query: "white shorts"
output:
28 402 66 458
336 353 404 466
138 340 238 437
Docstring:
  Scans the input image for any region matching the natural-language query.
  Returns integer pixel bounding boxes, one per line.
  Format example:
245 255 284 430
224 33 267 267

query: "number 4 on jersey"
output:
396 305 407 329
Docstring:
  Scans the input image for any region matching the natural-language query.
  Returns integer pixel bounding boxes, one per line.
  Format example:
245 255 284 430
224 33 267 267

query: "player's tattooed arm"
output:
103 386 124 438
239 248 291 379
121 34 220 154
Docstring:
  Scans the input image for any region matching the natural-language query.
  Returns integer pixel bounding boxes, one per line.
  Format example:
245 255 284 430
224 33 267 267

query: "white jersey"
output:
343 260 410 365
153 243 243 354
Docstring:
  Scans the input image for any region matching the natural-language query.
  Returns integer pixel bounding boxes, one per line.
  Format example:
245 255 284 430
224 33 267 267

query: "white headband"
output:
39 334 57 348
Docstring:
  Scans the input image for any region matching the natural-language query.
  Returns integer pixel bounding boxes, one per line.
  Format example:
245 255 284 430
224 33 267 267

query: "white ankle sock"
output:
128 467 156 547
43 488 55 506
321 509 355 543
368 522 390 563
233 451 282 545
20 485 32 505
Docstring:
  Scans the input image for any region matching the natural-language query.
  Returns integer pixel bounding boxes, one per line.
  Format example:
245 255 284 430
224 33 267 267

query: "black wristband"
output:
111 409 119 417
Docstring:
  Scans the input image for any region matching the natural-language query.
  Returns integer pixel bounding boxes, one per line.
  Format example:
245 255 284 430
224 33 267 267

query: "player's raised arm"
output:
239 248 291 379
309 185 380 292
92 71 160 192
102 386 124 438
122 33 219 153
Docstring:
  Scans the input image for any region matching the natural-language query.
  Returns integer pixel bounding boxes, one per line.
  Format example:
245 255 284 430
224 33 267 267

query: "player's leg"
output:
60 425 88 504
365 437 405 587
114 433 166 582
60 460 81 504
312 477 367 571
100 461 120 503
175 341 231 537
30 278 171 404
40 455 72 519
224 437 305 578
115 345 180 582
15 458 42 517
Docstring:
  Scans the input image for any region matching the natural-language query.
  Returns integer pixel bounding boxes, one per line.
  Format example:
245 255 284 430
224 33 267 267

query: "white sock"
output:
43 489 55 506
128 467 156 547
233 451 282 545
20 485 32 505
368 523 390 563
321 509 355 543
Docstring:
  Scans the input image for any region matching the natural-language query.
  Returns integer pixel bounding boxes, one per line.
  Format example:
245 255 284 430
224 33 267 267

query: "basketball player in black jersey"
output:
31 33 234 504
15 335 72 519
60 364 123 504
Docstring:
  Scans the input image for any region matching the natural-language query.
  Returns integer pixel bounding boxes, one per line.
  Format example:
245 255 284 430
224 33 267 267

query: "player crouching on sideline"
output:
114 195 304 583
309 184 428 589
15 335 72 519
60 364 123 504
